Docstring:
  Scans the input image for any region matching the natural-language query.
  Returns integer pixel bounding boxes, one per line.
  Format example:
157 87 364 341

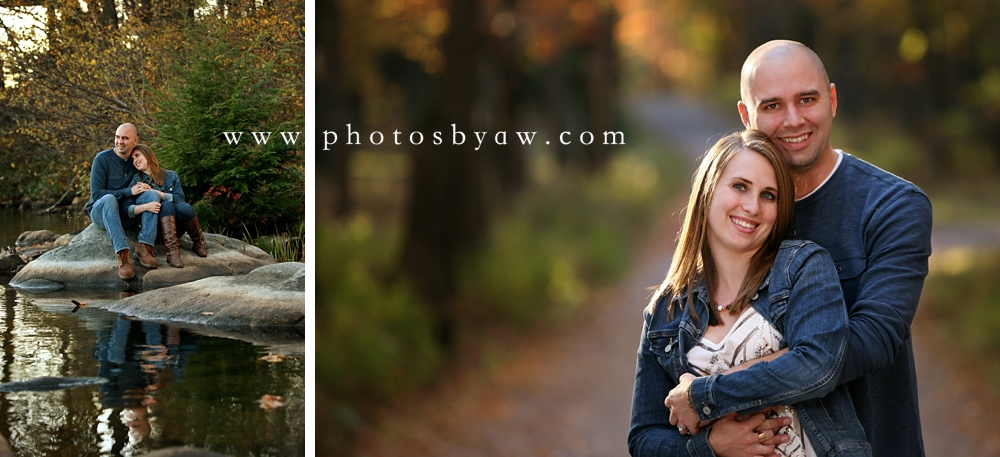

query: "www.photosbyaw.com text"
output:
322 124 625 150
222 131 302 145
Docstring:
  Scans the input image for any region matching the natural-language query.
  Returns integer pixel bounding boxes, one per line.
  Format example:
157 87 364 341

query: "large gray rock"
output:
8 224 274 292
15 229 58 247
105 262 305 327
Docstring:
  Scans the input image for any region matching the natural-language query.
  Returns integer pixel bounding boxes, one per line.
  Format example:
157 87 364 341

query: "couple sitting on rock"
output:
84 123 208 280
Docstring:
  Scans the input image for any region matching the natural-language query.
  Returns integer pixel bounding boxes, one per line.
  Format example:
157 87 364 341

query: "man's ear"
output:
738 101 751 128
829 83 838 118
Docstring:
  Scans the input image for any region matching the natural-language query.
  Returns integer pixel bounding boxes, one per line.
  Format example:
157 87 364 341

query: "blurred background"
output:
316 0 1000 455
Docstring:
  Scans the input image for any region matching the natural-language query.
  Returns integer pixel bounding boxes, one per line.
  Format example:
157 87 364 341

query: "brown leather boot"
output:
116 249 135 280
184 216 208 257
160 215 183 268
136 242 157 269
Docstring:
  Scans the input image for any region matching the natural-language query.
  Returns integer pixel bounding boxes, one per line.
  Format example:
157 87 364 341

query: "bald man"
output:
85 123 161 280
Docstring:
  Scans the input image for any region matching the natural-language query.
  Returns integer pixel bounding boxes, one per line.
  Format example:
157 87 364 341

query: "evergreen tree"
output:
153 20 303 236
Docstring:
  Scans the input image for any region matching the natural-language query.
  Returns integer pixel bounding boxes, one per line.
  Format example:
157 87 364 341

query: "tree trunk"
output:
315 0 354 219
485 2 526 199
545 55 571 168
401 0 485 349
583 6 618 173
100 0 118 28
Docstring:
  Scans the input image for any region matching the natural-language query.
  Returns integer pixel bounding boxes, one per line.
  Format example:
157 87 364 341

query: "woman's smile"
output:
730 215 759 232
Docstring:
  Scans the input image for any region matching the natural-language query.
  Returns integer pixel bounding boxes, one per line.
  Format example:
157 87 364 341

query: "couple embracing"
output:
630 41 932 457
84 123 208 280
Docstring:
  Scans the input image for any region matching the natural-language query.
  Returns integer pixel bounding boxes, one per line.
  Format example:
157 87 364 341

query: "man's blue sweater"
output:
791 152 932 457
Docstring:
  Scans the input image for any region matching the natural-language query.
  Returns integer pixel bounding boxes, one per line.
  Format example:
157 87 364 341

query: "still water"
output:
0 210 305 456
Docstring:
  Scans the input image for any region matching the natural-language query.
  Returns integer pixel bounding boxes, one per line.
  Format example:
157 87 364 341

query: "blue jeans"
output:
90 194 157 253
159 200 197 224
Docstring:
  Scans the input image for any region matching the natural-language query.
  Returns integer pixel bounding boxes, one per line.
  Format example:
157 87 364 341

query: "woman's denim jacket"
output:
125 170 187 218
129 170 187 204
628 240 871 457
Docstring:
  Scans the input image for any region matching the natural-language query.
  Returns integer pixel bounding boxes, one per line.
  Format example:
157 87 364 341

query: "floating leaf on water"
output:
257 394 285 410
259 353 285 363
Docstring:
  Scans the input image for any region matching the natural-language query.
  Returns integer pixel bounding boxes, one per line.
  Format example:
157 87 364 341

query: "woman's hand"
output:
666 372 703 435
134 202 161 215
131 182 151 196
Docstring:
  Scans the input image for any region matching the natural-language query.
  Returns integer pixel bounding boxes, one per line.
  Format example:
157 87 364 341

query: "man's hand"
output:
707 412 790 457
666 373 702 434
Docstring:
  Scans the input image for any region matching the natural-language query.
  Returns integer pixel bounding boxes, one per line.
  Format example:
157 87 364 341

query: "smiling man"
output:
733 40 933 457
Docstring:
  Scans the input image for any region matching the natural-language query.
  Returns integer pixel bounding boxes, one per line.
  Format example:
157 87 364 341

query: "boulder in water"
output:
9 224 275 292
104 262 305 328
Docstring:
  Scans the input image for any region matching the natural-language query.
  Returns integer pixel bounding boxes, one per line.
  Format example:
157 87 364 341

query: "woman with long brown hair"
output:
127 144 208 268
628 130 869 457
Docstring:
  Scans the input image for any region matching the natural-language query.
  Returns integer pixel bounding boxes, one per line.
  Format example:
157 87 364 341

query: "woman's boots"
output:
159 215 208 268
159 216 183 268
184 216 208 257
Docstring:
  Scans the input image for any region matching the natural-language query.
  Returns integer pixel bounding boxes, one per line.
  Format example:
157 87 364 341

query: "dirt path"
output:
914 312 1000 456
353 204 678 457
351 92 1000 456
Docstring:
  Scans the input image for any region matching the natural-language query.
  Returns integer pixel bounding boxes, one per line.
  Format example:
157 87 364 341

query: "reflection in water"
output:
0 211 303 456
0 285 304 457
94 318 202 455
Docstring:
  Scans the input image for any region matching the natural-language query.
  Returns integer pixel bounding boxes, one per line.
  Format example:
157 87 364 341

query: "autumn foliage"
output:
0 0 303 233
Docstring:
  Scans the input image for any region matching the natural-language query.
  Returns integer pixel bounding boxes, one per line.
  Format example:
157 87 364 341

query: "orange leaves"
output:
203 185 242 201
256 352 291 409
257 394 285 410
0 2 303 203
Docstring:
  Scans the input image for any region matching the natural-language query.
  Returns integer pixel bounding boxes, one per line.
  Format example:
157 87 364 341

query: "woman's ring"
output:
758 432 767 443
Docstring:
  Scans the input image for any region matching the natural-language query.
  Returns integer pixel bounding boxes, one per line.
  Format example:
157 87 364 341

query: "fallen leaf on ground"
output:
257 394 285 410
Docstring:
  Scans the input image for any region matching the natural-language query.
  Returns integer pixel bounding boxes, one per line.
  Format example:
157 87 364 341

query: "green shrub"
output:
923 248 1000 392
924 248 1000 352
316 216 444 446
152 19 303 236
457 150 666 324
242 221 304 262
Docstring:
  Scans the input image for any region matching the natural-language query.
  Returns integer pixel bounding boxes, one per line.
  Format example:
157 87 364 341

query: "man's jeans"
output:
90 193 158 253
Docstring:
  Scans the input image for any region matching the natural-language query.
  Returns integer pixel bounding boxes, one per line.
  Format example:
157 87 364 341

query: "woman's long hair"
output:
652 130 795 325
132 144 166 187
